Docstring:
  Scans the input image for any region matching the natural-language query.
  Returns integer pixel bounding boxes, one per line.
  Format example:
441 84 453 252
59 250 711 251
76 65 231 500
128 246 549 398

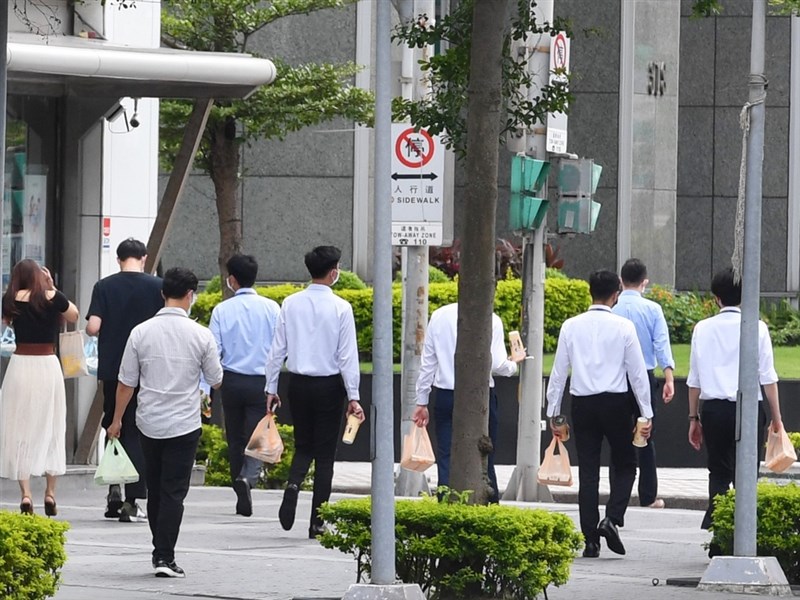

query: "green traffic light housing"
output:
509 155 550 231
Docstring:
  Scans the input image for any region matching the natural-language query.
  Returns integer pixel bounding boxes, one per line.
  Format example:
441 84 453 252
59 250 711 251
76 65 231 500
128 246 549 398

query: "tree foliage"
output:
391 0 572 157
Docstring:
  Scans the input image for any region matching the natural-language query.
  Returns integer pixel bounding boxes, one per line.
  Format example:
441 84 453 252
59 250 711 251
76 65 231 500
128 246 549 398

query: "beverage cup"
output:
633 417 650 447
551 415 570 442
509 330 526 361
342 414 361 445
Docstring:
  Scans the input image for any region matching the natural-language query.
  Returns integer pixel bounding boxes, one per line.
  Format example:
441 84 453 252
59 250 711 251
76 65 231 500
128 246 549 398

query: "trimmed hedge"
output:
0 511 69 599
318 497 582 600
710 483 800 584
192 276 591 358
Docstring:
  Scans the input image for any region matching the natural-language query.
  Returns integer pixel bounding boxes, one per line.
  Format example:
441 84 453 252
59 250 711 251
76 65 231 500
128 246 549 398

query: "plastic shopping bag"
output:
537 437 573 487
0 326 15 358
400 425 435 473
765 425 797 473
85 336 98 377
244 413 284 464
60 330 88 379
94 438 140 485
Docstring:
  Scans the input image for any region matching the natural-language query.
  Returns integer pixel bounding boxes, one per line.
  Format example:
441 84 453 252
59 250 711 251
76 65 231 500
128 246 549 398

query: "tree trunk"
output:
209 118 242 297
449 0 509 505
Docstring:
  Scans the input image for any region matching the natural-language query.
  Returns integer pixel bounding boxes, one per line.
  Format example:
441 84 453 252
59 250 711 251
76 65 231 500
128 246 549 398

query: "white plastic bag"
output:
0 326 15 358
400 425 435 473
94 438 139 485
244 413 284 464
537 437 573 487
60 329 88 379
85 335 98 377
765 425 797 473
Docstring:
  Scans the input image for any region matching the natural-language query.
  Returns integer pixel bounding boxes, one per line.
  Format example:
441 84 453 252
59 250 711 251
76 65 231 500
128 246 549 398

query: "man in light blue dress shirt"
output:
209 255 280 517
612 259 675 509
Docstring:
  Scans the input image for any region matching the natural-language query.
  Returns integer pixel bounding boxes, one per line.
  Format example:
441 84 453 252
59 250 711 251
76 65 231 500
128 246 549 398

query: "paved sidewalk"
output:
2 463 790 600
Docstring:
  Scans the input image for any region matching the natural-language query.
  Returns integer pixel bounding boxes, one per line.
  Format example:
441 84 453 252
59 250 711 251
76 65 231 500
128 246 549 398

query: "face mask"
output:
331 269 340 287
188 292 197 315
226 277 235 293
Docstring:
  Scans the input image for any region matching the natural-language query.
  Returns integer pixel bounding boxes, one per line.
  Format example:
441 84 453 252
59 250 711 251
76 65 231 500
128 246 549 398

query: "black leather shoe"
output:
597 517 626 555
708 542 723 558
308 523 327 539
233 478 252 517
279 484 299 531
582 542 600 558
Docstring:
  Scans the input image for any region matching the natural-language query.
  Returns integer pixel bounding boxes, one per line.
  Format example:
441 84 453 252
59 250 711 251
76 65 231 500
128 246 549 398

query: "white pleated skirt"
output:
0 354 67 480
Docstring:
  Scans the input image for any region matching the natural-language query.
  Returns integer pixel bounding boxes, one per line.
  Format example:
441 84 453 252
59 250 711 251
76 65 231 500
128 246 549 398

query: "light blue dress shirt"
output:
209 288 280 376
612 290 675 372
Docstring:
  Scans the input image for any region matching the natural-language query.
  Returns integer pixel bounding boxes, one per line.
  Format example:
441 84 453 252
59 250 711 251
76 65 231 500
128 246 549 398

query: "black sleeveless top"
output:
12 291 70 344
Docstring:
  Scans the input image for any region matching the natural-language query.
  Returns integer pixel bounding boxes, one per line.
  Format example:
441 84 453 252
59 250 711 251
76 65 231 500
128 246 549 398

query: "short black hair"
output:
589 269 621 302
162 267 198 300
620 258 647 286
305 246 341 279
117 238 147 261
711 267 741 307
226 254 258 288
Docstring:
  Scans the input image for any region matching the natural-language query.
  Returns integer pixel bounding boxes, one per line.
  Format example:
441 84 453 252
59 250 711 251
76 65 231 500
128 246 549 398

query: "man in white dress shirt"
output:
686 267 783 542
265 246 365 539
546 269 652 558
412 303 520 503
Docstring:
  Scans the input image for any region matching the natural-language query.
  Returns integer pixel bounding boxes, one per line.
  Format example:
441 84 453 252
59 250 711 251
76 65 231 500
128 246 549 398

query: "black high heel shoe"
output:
44 495 57 517
20 497 33 515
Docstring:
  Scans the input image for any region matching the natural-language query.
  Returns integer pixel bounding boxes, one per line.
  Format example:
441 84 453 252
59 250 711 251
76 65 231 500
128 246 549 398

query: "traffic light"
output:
509 155 550 231
556 158 602 234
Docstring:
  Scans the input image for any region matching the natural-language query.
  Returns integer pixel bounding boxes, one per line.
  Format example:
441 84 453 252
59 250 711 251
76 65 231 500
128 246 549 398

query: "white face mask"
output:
188 292 197 315
226 277 235 293
331 269 340 287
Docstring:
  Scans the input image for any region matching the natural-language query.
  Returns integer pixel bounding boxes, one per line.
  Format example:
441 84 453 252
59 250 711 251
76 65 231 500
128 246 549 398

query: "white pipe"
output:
617 0 635 269
787 14 800 297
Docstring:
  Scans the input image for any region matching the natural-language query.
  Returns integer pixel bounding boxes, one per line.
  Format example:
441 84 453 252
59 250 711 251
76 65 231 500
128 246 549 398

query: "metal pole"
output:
394 0 430 498
733 0 766 558
503 0 551 503
371 0 396 584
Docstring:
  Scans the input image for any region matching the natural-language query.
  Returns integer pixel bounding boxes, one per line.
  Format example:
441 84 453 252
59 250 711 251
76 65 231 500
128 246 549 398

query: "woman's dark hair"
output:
162 267 198 300
2 259 50 319
304 246 341 279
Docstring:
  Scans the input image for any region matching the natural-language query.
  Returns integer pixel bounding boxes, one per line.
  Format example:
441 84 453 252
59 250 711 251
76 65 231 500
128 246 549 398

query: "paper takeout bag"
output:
60 330 88 379
765 425 797 473
400 425 435 473
244 413 284 464
537 437 573 487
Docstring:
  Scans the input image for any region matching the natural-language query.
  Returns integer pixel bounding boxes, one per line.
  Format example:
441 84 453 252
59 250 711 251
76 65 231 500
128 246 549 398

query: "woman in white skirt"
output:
1 259 79 515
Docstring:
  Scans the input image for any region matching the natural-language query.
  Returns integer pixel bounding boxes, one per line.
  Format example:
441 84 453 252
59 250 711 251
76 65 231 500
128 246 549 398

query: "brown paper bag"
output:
400 425 435 473
244 413 284 464
537 437 573 486
765 425 797 473
60 330 88 379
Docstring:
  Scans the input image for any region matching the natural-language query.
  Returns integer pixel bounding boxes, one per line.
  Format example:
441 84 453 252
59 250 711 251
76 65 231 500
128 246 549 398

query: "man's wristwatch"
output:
688 415 701 422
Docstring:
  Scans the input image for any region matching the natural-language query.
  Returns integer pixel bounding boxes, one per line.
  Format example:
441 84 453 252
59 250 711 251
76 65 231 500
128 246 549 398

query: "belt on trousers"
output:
15 343 56 356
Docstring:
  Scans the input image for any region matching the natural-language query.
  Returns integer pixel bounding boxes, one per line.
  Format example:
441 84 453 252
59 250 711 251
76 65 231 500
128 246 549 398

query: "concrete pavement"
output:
0 464 795 599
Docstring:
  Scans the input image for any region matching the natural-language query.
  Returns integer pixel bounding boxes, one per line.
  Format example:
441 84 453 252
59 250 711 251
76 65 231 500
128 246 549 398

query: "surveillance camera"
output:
104 102 124 123
129 114 140 128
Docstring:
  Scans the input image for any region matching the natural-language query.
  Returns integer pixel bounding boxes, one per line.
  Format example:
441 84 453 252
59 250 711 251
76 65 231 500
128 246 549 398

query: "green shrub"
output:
204 275 222 294
543 277 591 352
787 432 800 453
197 423 312 490
710 483 800 584
318 497 582 600
644 285 717 344
333 270 367 291
429 266 451 283
192 275 593 359
763 301 800 346
0 512 69 599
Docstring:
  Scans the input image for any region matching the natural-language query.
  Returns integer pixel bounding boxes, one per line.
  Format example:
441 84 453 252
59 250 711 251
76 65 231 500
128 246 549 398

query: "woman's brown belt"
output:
15 343 56 356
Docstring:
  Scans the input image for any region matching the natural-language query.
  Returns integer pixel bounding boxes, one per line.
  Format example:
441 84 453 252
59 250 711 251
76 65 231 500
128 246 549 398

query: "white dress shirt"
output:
546 305 652 418
264 284 360 400
686 307 778 400
119 307 224 439
415 303 518 406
